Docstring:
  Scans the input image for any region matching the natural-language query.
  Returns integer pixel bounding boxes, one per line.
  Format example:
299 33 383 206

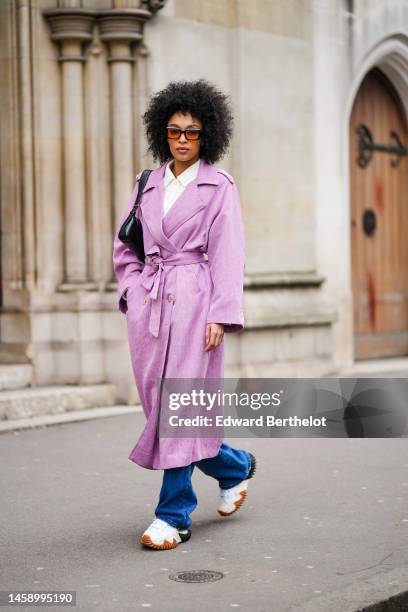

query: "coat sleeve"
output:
112 173 144 315
206 177 245 333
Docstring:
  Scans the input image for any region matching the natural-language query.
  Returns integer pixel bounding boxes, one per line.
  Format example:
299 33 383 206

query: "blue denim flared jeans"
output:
154 441 252 530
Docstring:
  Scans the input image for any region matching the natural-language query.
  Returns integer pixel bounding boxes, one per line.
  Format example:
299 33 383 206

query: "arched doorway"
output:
349 68 408 360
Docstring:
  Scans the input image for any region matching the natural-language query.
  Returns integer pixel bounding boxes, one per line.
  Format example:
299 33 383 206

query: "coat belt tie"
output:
140 250 206 338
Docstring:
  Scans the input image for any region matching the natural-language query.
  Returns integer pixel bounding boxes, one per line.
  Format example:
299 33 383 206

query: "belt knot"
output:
140 249 206 338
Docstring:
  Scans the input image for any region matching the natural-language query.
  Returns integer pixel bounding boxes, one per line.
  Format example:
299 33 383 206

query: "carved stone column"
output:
98 8 151 231
43 9 97 286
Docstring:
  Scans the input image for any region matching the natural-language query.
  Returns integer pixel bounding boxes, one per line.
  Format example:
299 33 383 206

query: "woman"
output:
113 79 256 550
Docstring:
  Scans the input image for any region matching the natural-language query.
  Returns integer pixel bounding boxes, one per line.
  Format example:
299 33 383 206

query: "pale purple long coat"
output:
112 157 245 469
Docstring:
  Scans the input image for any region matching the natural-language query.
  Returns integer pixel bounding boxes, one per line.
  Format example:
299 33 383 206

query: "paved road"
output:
1 412 408 612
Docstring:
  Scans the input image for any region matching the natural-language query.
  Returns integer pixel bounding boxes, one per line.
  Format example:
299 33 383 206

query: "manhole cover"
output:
168 570 224 583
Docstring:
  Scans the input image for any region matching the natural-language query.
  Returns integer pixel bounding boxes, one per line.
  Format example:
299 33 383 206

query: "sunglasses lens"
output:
167 128 181 139
186 130 200 140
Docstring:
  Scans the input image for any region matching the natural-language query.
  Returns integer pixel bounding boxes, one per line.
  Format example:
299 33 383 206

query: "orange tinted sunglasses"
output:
166 127 202 141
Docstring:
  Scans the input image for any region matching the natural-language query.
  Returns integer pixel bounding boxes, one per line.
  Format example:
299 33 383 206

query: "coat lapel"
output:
140 158 221 250
139 162 177 253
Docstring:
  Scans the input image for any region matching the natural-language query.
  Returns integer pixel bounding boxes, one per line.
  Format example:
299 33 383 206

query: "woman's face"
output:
166 112 203 165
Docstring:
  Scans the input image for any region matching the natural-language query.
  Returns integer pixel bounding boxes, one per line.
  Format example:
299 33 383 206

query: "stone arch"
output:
344 37 408 361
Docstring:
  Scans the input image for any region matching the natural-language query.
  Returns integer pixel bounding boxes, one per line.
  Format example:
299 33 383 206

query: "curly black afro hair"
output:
142 78 234 165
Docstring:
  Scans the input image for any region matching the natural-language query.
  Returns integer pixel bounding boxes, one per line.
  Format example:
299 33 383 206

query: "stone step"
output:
0 364 33 391
0 405 139 433
0 384 117 421
331 357 408 378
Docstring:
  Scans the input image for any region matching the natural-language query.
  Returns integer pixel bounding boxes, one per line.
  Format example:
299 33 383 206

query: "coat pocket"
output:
126 272 142 298
126 271 150 322
188 262 207 295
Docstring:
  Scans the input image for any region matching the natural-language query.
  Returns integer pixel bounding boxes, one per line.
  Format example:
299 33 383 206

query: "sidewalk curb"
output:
0 405 142 433
287 567 408 612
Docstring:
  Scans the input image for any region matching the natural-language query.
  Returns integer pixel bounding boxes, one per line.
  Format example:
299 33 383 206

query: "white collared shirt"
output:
163 158 200 216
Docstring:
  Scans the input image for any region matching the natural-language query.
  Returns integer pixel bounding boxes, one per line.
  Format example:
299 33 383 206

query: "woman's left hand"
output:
204 323 225 352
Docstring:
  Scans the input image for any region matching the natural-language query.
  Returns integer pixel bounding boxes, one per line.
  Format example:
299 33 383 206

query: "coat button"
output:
142 295 148 305
167 293 174 303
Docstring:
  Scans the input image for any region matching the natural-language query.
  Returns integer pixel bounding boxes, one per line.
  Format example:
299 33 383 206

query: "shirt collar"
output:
164 158 201 187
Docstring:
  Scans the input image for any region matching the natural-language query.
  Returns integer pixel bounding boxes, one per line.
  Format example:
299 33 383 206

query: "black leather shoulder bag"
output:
118 169 152 262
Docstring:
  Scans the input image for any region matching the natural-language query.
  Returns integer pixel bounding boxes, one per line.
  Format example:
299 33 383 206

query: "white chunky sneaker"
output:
217 452 257 517
218 480 249 516
140 518 191 550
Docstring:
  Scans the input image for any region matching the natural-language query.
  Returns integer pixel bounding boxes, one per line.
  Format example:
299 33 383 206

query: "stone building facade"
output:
0 0 407 409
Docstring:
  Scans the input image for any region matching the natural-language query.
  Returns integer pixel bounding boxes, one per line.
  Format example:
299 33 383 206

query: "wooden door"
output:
349 68 408 359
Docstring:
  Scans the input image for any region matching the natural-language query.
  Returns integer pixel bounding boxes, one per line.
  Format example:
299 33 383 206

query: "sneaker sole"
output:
217 489 248 516
140 529 191 550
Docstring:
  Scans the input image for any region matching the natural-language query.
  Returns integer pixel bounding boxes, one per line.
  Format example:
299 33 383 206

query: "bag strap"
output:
131 169 152 215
